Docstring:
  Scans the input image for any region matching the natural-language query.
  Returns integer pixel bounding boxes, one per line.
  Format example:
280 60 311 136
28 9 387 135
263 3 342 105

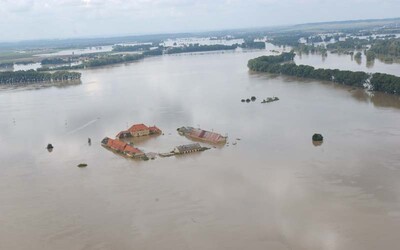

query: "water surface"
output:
1 49 400 250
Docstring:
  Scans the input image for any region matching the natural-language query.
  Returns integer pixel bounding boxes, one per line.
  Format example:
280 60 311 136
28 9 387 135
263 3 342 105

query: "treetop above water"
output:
248 52 400 94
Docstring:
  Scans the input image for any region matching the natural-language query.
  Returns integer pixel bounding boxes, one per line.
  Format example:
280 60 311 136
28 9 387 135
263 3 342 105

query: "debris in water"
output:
77 163 88 168
261 96 279 103
146 152 158 160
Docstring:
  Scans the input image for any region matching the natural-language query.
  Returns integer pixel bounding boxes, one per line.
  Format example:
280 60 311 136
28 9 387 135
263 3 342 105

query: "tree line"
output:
112 44 153 52
39 41 265 72
369 38 400 58
241 40 266 49
84 54 144 67
40 54 146 71
0 70 81 84
326 38 370 51
248 52 400 94
370 73 400 94
165 44 239 54
41 58 69 65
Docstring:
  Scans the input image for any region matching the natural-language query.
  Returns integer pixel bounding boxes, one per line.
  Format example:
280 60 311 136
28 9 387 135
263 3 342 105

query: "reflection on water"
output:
0 80 82 92
294 46 400 76
1 49 400 250
312 140 323 147
350 89 400 109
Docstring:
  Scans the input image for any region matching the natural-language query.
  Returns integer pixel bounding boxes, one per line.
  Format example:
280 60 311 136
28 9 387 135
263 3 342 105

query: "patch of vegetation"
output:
366 50 376 61
296 44 327 55
84 54 144 67
0 62 13 68
0 70 81 84
143 49 163 56
371 73 400 94
112 44 152 52
241 40 266 49
165 44 239 54
40 53 145 71
248 52 400 94
369 38 400 58
326 38 369 51
41 58 69 65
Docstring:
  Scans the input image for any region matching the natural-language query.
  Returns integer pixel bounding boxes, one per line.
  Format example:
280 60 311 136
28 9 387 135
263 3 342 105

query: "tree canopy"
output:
248 52 400 94
0 70 81 84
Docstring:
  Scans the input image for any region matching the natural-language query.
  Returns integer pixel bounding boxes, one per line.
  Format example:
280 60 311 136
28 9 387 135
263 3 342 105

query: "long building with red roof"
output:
101 137 145 158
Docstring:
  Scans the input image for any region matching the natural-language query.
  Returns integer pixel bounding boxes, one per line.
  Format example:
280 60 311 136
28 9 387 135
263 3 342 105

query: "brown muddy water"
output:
1 50 400 250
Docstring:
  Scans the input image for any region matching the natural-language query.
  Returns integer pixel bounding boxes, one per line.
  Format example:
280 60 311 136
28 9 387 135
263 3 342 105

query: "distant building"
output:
174 143 204 154
116 124 162 139
102 137 144 158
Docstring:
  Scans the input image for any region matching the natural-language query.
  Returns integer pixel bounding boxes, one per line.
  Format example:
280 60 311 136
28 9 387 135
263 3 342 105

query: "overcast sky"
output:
0 0 399 41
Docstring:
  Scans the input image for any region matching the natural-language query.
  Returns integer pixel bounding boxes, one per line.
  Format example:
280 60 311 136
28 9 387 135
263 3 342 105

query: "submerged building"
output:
177 127 227 144
116 123 162 139
101 137 145 158
173 143 207 154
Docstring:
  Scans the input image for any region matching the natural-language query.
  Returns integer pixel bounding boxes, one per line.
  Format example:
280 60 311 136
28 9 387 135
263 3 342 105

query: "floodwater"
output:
295 51 400 76
1 48 400 250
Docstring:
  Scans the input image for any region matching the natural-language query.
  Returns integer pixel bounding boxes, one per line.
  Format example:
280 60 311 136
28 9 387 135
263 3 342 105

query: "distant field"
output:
1 17 400 64
0 49 62 63
283 18 400 32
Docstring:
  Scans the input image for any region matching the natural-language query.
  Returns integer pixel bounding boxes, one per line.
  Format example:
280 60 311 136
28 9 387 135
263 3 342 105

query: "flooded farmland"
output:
1 48 400 250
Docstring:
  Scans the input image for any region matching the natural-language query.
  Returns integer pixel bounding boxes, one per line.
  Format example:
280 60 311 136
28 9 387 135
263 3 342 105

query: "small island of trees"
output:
241 39 266 49
165 44 239 54
0 70 81 84
85 54 144 67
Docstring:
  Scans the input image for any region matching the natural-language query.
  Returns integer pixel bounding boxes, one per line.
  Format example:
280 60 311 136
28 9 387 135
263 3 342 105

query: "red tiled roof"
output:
128 124 149 133
124 145 143 155
107 138 127 152
106 138 142 156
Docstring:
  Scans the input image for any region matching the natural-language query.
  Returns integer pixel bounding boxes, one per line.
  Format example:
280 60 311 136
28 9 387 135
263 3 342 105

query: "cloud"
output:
1 0 35 12
0 0 399 41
